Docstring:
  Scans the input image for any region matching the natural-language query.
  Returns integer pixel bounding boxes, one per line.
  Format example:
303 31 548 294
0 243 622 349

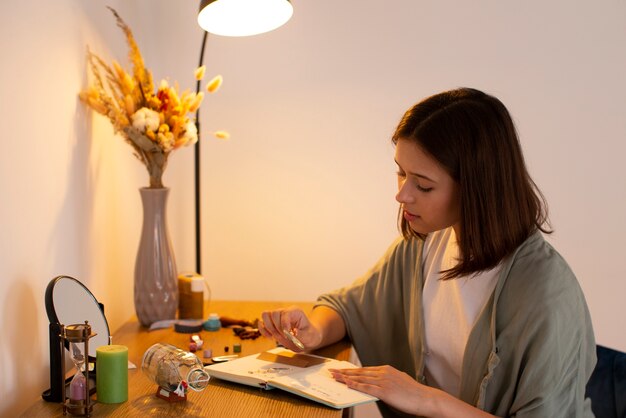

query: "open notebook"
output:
205 347 378 409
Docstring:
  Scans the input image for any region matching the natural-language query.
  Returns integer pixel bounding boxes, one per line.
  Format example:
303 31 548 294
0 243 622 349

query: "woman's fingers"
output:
259 308 306 351
260 310 283 339
257 318 272 338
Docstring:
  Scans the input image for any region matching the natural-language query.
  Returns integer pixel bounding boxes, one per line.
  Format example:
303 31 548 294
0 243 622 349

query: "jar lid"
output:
190 277 205 293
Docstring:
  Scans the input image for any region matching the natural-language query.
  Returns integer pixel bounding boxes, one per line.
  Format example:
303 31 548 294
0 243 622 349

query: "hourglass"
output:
60 322 96 416
69 343 87 403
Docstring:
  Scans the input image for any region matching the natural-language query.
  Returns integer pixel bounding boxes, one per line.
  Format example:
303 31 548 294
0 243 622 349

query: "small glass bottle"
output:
203 313 221 331
141 343 210 395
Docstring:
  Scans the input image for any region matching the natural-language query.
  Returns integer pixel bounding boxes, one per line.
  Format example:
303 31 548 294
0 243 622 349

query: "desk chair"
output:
585 345 626 418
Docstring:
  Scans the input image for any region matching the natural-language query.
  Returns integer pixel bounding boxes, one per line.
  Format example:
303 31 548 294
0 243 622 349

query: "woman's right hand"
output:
258 306 322 352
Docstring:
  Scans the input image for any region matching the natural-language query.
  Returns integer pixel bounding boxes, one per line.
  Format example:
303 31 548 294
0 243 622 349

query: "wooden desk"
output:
22 301 352 418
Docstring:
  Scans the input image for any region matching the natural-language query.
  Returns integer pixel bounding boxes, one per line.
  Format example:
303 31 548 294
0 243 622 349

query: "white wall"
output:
1 1 625 416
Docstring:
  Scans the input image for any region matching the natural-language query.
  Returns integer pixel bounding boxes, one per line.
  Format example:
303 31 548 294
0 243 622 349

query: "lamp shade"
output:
198 0 293 37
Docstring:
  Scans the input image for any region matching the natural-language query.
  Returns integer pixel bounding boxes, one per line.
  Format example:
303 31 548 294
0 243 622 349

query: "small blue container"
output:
203 313 221 331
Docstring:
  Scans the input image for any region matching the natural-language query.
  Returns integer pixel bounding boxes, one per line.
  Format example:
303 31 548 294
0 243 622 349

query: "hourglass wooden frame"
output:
60 322 96 416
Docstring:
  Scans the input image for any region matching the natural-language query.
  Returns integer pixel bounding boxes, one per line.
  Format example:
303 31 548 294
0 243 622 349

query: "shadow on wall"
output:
46 98 95 286
4 101 97 417
0 277 46 417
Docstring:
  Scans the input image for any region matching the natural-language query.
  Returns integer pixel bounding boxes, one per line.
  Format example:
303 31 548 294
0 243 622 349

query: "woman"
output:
259 88 596 417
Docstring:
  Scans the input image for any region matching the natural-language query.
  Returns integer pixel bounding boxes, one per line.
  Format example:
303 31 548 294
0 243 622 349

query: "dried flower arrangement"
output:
79 7 228 188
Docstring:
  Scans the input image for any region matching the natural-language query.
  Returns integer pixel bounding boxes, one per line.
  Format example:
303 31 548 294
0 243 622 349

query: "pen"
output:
211 354 240 363
282 329 305 350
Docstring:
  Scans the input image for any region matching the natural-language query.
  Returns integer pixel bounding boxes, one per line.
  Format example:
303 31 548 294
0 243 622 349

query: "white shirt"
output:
422 228 500 397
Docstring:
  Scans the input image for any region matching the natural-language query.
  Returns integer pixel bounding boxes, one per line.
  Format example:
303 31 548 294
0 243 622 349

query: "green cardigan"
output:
317 232 596 417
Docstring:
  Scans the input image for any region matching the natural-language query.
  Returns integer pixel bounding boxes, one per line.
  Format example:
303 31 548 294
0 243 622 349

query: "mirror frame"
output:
42 275 110 402
45 275 111 354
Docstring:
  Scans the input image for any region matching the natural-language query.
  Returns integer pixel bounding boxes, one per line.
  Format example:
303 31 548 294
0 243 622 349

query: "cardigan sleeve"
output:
485 237 596 418
315 236 421 376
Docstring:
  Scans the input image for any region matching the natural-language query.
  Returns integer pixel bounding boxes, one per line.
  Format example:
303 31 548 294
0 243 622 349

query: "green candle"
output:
96 345 128 404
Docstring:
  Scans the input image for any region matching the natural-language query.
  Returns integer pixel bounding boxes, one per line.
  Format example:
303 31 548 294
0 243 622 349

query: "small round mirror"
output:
45 276 111 358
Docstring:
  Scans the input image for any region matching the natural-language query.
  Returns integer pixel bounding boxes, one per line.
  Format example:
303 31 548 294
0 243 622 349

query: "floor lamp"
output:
194 0 293 274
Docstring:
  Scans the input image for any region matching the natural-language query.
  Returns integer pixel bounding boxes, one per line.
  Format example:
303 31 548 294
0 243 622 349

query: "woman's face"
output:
395 138 461 236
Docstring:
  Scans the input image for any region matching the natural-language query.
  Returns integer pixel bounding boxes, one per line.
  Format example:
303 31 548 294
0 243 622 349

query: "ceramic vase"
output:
134 187 178 327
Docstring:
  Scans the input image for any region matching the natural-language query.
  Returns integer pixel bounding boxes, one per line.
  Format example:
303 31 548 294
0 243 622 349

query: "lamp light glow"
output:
198 0 293 37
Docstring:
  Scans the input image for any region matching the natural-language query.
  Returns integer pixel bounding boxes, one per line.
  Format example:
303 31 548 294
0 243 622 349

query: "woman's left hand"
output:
329 365 431 415
329 366 495 418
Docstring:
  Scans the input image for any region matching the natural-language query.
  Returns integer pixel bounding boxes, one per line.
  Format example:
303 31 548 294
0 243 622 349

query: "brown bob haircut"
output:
392 87 551 279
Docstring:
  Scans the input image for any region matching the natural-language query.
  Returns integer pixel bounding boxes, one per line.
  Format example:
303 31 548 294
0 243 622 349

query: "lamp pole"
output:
194 30 209 275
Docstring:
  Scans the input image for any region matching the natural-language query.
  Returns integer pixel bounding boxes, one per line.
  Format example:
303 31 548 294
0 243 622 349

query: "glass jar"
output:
141 343 210 394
